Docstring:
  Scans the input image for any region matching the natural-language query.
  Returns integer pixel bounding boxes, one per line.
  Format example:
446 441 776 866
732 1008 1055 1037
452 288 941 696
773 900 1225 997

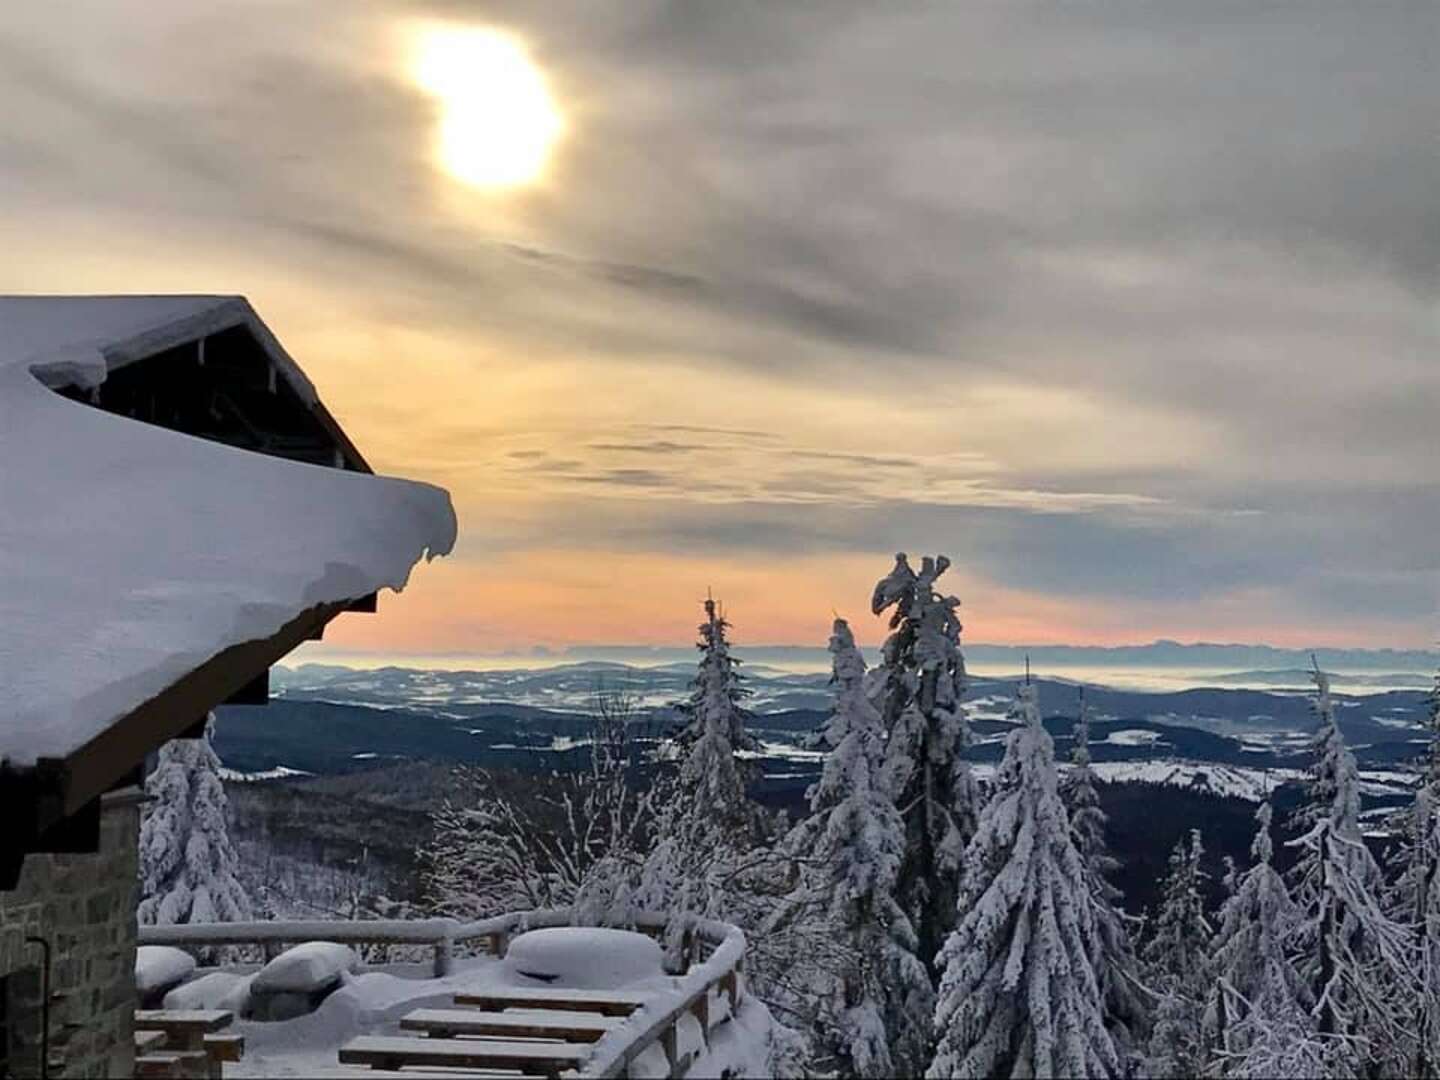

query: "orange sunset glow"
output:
2 2 1435 660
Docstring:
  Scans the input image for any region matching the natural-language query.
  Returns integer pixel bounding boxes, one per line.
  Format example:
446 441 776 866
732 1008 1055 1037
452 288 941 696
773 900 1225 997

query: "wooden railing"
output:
138 917 467 976
139 908 747 1078
582 914 746 1079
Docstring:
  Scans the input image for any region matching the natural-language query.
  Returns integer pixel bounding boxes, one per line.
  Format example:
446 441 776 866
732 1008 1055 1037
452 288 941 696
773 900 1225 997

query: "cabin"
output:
0 296 456 1077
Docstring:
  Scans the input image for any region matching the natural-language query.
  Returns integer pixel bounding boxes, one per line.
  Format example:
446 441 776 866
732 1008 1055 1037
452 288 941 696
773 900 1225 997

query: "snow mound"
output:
503 928 664 990
252 942 361 994
135 945 197 995
1104 728 1165 746
164 971 255 1014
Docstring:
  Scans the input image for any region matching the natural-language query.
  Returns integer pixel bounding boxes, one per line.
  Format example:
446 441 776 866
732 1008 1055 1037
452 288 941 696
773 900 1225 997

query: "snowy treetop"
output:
0 295 457 765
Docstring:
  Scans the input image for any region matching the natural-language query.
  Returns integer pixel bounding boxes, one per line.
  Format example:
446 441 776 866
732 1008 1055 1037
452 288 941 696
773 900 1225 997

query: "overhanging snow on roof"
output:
0 295 457 823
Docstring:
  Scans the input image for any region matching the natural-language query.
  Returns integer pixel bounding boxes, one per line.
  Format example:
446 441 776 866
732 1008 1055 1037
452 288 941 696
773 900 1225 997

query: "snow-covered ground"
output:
1104 729 1167 747
219 765 314 783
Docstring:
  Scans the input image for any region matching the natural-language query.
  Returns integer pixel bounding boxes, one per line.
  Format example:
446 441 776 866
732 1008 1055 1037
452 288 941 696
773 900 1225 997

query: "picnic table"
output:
452 987 648 1016
134 1010 234 1051
133 1010 242 1079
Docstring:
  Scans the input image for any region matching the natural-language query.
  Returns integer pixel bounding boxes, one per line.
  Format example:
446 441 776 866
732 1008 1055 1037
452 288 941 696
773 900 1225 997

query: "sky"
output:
2 2 1436 654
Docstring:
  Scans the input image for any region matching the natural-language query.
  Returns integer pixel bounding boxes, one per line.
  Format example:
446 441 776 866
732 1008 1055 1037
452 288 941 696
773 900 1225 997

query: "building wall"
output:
0 789 143 1079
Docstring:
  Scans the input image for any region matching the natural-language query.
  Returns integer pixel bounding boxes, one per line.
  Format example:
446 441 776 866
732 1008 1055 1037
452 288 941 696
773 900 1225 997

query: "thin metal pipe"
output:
24 936 51 1080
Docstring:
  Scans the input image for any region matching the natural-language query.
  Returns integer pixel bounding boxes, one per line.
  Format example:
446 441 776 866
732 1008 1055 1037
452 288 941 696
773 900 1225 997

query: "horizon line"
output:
292 638 1440 660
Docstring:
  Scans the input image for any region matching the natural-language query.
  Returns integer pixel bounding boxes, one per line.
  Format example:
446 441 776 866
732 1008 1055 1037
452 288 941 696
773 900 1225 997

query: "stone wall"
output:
0 789 143 1079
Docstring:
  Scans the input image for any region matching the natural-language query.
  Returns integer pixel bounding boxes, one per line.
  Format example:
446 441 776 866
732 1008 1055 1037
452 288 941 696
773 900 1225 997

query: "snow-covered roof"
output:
0 295 457 768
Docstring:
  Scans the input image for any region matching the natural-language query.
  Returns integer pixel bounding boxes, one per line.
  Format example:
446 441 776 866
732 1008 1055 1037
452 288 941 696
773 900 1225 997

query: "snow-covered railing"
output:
582 915 746 1079
138 918 466 976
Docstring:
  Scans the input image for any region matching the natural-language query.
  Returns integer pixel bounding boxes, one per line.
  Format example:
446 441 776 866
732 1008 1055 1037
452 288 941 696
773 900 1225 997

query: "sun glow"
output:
410 25 564 189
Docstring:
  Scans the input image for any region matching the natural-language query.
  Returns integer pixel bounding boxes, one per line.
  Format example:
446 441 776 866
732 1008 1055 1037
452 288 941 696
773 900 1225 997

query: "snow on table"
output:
0 295 456 766
503 927 664 990
252 942 362 994
136 945 197 995
164 971 255 1013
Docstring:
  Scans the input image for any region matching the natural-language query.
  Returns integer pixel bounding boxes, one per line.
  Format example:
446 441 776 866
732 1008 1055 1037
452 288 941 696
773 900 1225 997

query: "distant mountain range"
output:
338 641 1439 674
229 662 1436 804
225 659 1437 919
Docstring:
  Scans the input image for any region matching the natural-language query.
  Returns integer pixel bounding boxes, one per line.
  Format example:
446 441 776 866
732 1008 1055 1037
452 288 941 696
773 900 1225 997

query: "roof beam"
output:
55 599 350 822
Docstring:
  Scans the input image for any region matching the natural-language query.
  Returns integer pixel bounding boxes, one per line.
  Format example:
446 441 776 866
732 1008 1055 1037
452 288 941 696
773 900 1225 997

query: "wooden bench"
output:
453 988 647 1017
203 1033 246 1063
134 1010 235 1051
135 1029 168 1054
339 1035 590 1076
135 1052 183 1079
135 1009 237 1078
135 1050 209 1078
400 1006 616 1042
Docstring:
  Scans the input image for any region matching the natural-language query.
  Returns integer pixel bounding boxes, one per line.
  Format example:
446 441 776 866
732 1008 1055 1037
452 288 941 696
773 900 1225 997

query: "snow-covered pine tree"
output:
1205 800 1318 1078
633 599 770 958
137 713 251 925
1141 829 1211 1078
1382 662 1440 1077
929 679 1119 1080
1288 662 1415 1076
672 596 759 752
771 619 932 1078
1063 689 1147 1059
870 552 980 976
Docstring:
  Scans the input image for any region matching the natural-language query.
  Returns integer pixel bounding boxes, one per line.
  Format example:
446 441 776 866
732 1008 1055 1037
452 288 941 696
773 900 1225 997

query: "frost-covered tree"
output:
633 599 771 958
1205 800 1317 1077
425 691 657 919
770 619 932 1077
929 680 1119 1080
1288 663 1415 1076
871 552 980 975
1141 830 1210 1078
1386 663 1440 1077
138 714 251 925
672 596 759 752
1063 690 1147 1059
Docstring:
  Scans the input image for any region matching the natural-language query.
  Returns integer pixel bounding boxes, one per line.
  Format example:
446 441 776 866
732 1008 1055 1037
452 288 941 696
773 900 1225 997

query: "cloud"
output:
1 0 1435 643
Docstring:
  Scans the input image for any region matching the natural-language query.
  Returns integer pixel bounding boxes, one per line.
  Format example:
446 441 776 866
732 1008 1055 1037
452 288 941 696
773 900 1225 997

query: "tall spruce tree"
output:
1205 800 1318 1077
1063 690 1146 1059
774 619 932 1077
634 599 768 956
1141 830 1210 1078
138 714 251 925
1384 662 1440 1077
929 680 1119 1079
672 595 759 752
1288 663 1414 1076
870 552 980 977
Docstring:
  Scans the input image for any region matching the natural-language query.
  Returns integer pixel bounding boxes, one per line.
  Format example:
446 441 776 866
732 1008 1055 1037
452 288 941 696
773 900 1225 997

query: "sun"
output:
409 25 564 190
